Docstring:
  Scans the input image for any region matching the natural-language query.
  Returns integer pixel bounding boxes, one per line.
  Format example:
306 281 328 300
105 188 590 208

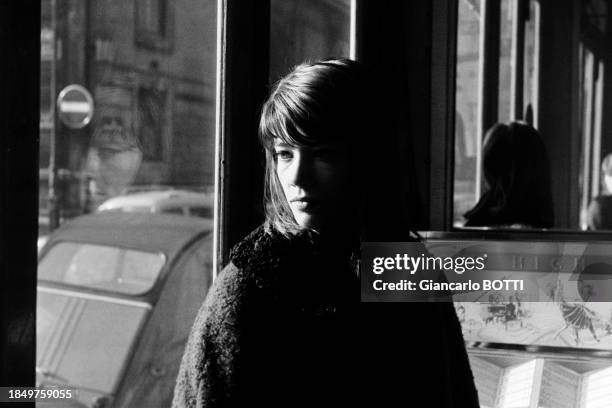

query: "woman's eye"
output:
274 150 293 161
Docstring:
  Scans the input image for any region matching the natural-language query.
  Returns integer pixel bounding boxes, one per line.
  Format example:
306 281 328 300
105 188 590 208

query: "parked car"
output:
37 212 213 408
96 190 213 218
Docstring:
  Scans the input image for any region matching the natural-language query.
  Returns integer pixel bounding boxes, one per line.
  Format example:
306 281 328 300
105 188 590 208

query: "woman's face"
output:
273 139 355 233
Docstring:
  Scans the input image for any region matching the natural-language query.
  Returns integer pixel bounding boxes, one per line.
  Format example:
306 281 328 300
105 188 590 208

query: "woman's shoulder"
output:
186 227 295 333
229 225 277 269
193 226 283 322
229 224 316 273
191 226 318 334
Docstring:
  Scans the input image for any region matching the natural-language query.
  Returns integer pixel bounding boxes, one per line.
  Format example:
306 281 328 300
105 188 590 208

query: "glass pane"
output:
523 0 538 124
269 0 351 81
455 0 612 232
38 1 217 403
37 290 148 393
581 52 607 230
39 242 165 294
454 0 482 226
39 0 217 227
498 0 513 123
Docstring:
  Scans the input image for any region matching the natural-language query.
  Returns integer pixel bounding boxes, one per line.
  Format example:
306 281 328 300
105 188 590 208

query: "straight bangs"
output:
259 87 325 151
259 61 356 151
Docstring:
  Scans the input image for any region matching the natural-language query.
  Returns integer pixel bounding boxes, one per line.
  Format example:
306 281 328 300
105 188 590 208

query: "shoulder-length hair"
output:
464 121 554 228
258 59 409 240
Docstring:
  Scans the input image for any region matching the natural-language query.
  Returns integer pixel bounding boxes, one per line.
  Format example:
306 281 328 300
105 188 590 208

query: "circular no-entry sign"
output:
57 84 94 129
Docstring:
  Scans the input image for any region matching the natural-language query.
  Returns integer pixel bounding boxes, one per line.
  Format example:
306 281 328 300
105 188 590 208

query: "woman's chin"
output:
293 212 321 231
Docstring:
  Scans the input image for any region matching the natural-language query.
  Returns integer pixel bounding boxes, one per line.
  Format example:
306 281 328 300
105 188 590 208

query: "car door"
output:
37 241 166 407
112 233 213 408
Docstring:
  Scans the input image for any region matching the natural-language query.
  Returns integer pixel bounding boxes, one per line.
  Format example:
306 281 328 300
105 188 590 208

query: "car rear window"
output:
161 206 185 215
189 206 213 218
39 242 165 295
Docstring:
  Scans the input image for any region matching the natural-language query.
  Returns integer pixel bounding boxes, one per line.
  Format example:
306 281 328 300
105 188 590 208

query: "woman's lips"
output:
290 198 317 212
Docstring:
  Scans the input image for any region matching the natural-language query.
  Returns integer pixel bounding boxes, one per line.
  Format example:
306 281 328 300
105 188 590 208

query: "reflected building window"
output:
135 0 173 51
137 86 166 162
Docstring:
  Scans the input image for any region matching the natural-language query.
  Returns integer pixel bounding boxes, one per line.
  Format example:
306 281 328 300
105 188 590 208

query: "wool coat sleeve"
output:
172 262 245 408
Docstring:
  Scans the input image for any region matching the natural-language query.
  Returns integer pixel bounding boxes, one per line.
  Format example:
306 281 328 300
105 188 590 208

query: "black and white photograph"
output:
1 0 612 407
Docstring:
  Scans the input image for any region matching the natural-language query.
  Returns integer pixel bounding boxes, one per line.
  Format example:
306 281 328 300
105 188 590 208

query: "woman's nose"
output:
288 153 313 188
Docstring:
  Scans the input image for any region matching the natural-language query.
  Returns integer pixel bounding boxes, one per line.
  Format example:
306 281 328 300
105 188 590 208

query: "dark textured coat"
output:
172 226 480 407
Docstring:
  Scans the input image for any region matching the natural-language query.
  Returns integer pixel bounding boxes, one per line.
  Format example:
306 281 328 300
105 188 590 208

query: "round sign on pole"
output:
57 84 94 129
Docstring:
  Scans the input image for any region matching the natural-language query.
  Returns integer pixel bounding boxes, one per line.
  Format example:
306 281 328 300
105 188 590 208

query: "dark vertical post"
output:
216 0 270 269
352 0 365 62
511 0 527 120
0 0 38 396
538 0 580 228
430 0 459 230
476 0 501 197
354 0 457 230
354 1 434 230
480 0 501 129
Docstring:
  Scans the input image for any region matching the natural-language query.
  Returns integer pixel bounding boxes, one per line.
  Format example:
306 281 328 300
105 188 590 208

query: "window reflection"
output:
269 0 350 81
38 2 217 403
454 0 612 231
40 0 217 226
497 0 513 124
454 0 482 226
135 0 171 49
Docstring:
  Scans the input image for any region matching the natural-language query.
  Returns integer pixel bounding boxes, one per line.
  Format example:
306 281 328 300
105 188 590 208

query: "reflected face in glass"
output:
273 139 354 232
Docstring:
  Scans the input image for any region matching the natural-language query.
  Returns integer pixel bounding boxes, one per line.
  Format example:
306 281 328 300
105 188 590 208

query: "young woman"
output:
173 59 479 408
464 121 554 228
